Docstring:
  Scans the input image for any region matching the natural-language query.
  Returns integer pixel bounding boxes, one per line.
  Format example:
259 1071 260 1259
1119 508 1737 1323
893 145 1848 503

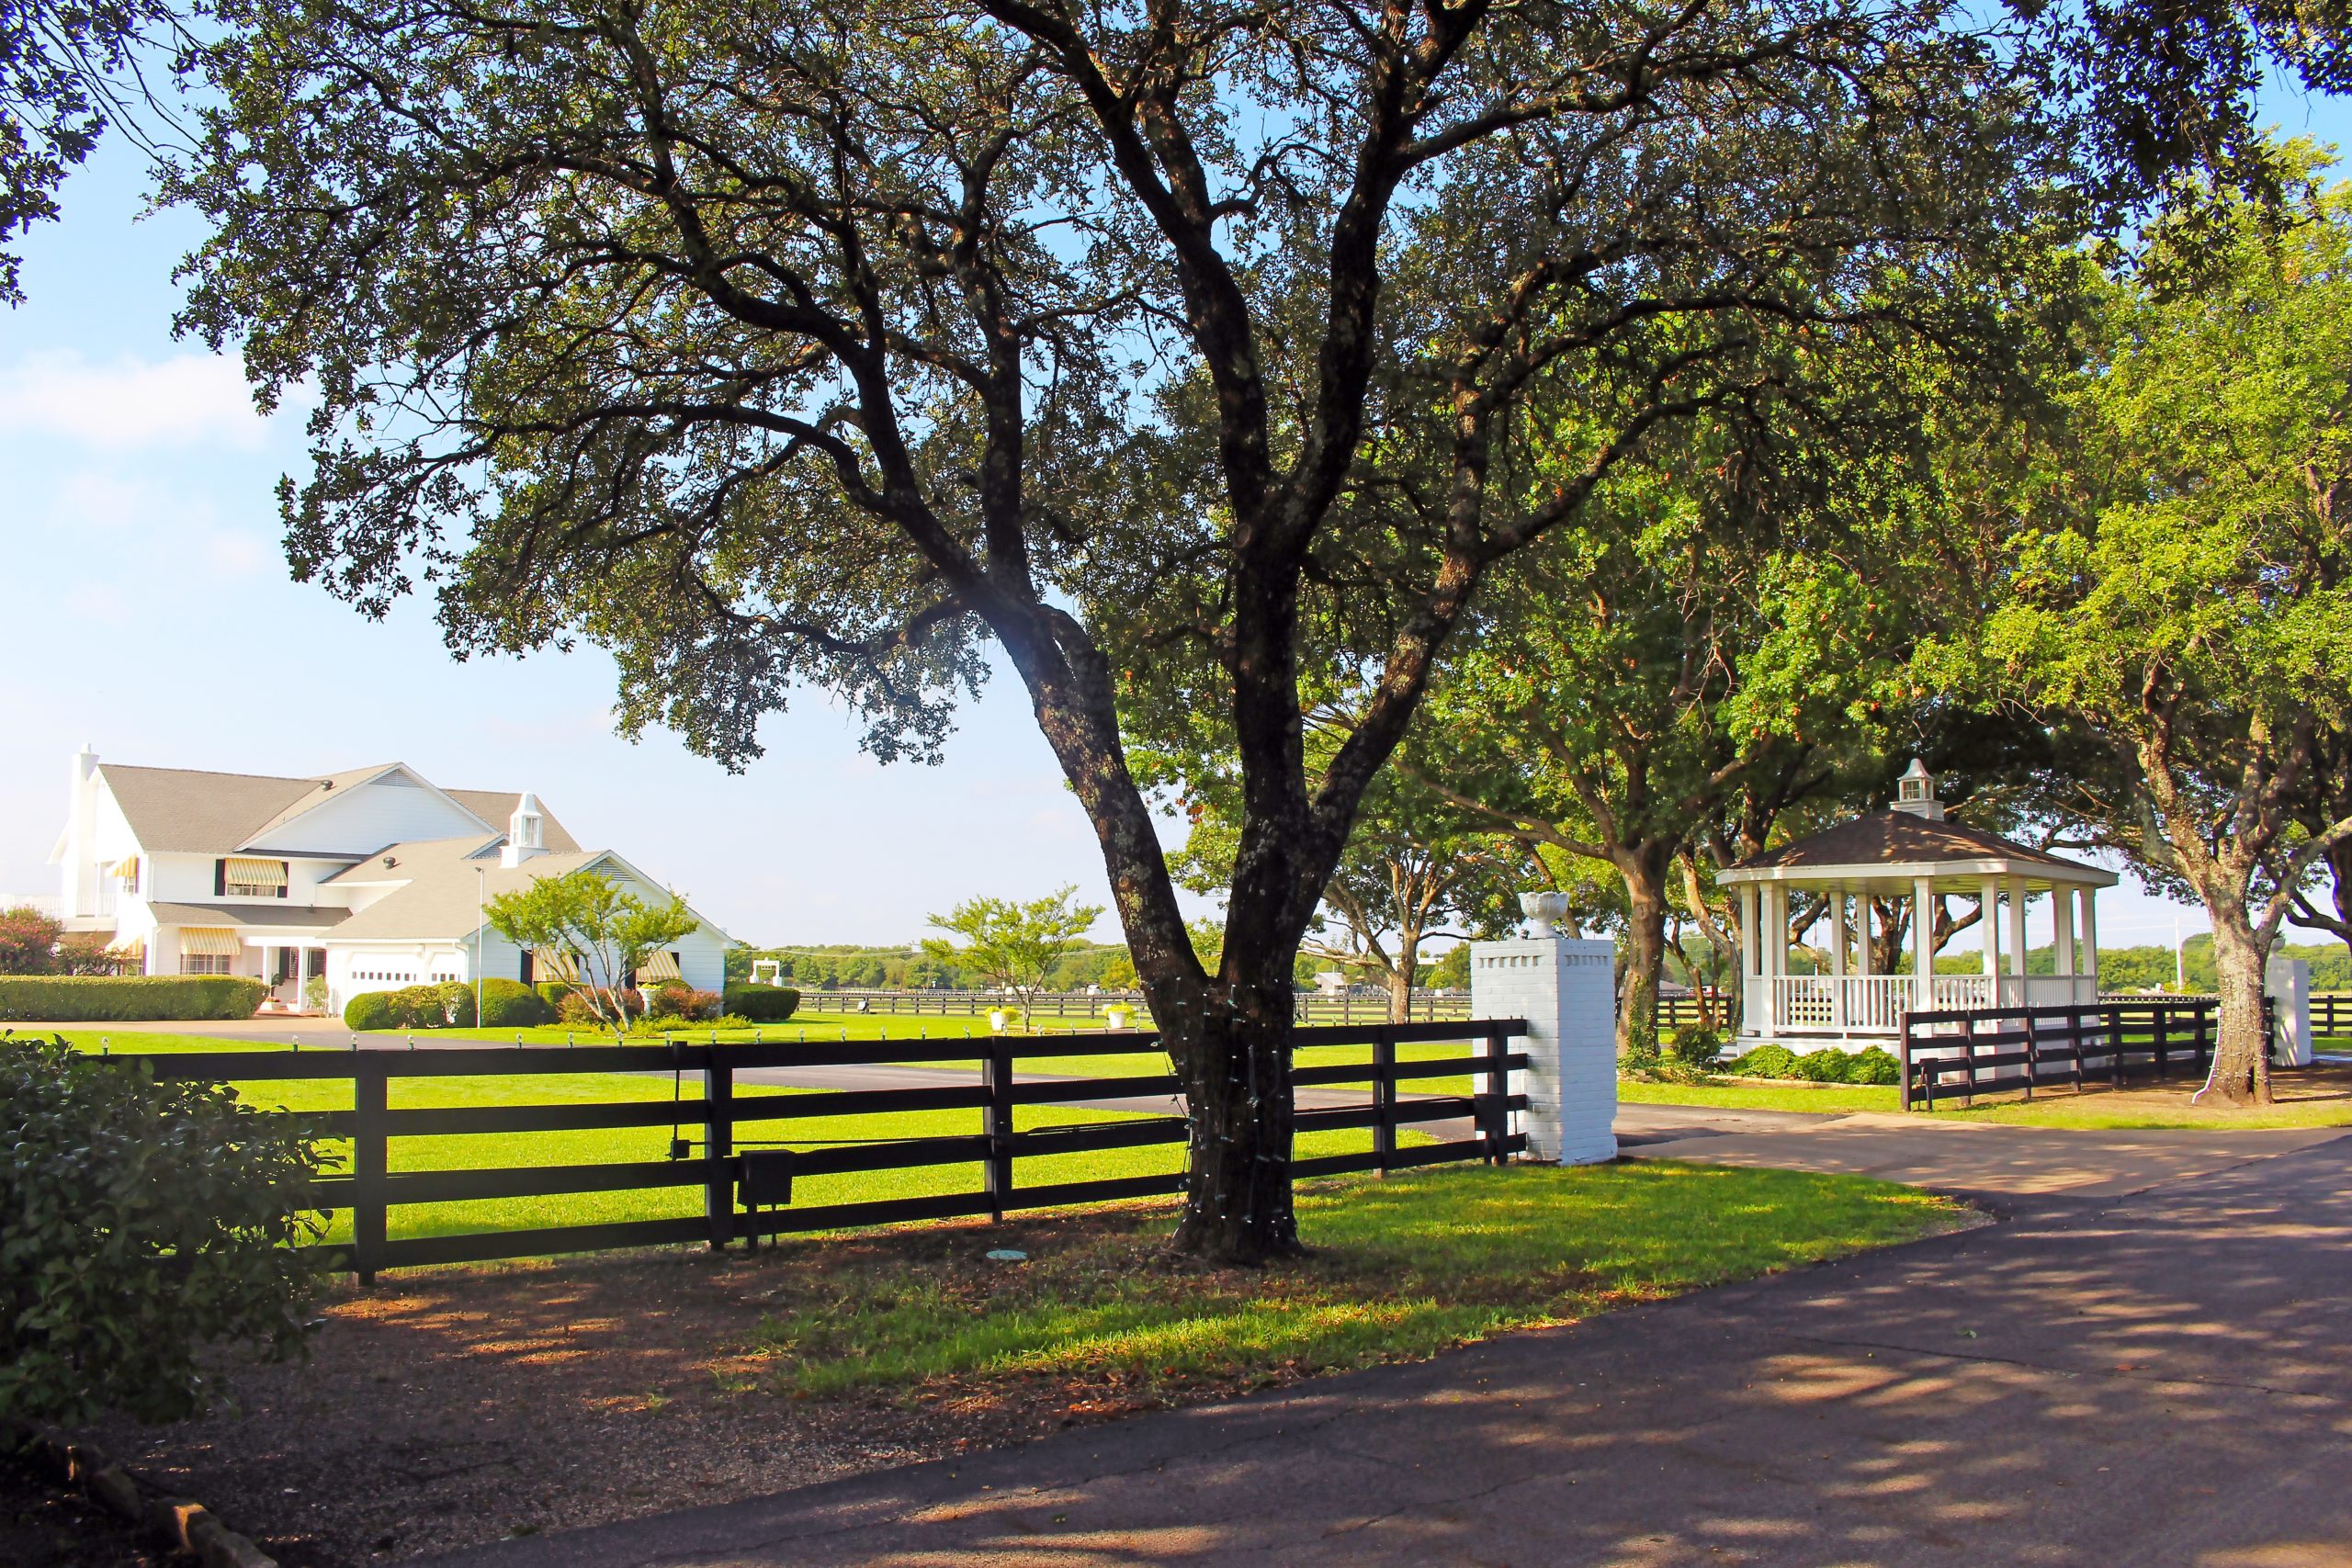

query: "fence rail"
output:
122 1019 1530 1280
793 987 1476 1024
1896 998 2277 1110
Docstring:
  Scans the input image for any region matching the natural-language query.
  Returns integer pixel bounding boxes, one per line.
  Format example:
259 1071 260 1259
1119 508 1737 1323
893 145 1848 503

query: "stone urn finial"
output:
1520 889 1570 938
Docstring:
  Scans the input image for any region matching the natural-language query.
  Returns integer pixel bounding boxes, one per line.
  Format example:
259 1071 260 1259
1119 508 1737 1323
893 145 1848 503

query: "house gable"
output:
241 766 493 856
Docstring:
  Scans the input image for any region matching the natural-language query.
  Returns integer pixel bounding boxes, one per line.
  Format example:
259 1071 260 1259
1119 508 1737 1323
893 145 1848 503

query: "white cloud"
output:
0 350 274 450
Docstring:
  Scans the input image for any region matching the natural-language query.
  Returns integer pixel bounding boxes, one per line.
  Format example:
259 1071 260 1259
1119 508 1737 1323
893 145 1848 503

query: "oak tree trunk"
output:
2203 920 2274 1106
1617 851 1675 1057
1148 973 1304 1264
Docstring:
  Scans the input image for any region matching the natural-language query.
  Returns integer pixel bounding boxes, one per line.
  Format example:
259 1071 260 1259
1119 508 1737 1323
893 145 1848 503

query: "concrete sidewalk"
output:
428 1130 2352 1568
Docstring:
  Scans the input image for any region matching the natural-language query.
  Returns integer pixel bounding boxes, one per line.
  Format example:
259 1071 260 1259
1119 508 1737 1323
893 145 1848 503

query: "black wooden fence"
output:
125 1020 1529 1280
1896 997 2277 1110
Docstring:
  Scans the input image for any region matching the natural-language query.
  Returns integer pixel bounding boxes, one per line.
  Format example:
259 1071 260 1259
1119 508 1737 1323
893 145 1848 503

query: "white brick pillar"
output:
2267 956 2312 1066
1471 935 1617 1165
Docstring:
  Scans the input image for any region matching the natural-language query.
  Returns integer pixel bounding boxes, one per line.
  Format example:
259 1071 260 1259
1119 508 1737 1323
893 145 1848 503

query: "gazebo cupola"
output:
1716 761 2120 1049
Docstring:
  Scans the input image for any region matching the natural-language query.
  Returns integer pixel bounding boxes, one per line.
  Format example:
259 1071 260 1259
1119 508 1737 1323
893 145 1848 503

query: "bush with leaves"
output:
724 985 800 1023
476 977 550 1027
1793 1049 1855 1083
1730 1043 1801 1078
1848 1046 1902 1086
0 1035 326 1424
1668 1027 1724 1071
343 990 393 1030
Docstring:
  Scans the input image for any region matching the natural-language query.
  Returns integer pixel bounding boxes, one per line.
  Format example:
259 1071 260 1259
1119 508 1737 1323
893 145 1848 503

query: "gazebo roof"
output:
1718 809 2119 892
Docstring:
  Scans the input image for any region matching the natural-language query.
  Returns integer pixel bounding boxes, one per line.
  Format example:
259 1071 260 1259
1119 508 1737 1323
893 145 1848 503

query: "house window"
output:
181 953 233 976
217 857 290 898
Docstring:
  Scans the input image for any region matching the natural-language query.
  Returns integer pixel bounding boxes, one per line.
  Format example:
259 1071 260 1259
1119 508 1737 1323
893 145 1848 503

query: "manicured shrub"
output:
644 982 712 1021
435 980 478 1028
478 977 551 1027
1731 1043 1799 1078
343 990 395 1031
0 975 268 1022
534 980 572 1016
1669 1026 1724 1070
1848 1045 1901 1085
556 989 604 1026
725 984 801 1023
0 1034 325 1424
1793 1047 1854 1083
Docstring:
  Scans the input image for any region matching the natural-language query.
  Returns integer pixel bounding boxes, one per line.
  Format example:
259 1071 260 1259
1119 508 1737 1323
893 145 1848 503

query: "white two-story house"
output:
48 749 730 1013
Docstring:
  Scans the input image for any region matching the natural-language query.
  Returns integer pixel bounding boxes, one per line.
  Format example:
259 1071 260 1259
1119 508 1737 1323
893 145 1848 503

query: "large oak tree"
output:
167 0 2324 1256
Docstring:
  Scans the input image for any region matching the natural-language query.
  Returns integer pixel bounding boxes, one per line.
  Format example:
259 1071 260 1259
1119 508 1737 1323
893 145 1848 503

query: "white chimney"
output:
58 746 98 917
500 792 548 868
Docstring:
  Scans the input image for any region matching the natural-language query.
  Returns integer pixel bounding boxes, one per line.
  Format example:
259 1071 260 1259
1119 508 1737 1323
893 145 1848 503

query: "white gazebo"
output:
1717 761 2120 1051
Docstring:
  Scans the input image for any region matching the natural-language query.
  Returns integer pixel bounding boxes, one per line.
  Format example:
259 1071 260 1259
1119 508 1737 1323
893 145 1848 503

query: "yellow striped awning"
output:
223 857 288 890
181 928 243 959
111 855 140 885
533 947 580 983
638 950 683 984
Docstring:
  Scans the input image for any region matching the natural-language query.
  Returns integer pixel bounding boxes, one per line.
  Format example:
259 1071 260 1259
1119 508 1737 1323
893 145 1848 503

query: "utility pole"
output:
476 863 487 1029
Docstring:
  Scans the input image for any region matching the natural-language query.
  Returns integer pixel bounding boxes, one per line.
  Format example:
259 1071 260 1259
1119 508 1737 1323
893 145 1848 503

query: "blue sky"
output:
5 85 2349 953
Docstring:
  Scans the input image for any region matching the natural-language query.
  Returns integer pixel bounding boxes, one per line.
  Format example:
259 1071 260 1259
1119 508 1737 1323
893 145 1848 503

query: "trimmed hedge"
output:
479 977 552 1027
1849 1045 1901 1086
534 981 572 1016
0 975 268 1022
725 984 801 1023
1729 1043 1799 1078
344 991 395 1031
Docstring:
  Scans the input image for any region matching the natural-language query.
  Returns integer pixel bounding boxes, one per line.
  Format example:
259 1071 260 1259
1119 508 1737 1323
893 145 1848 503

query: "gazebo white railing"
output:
1720 761 2120 1049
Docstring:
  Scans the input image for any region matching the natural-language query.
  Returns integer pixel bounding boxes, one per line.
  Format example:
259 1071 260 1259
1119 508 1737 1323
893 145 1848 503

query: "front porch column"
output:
1912 877 1936 1014
258 942 274 994
1829 885 1849 1030
2078 889 2099 986
1979 878 2000 978
2007 877 2030 1005
298 945 315 1010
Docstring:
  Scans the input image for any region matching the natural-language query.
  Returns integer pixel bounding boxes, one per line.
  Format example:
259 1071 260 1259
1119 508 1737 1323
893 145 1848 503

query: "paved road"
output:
428 1130 2352 1568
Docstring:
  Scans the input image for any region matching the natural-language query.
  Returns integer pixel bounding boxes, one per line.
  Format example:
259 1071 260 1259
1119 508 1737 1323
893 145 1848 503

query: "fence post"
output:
1372 1026 1397 1177
703 1048 735 1251
1901 1013 1917 1111
2022 1010 2037 1102
983 1032 1014 1223
351 1052 388 1286
1480 1023 1510 1163
1961 1013 1976 1109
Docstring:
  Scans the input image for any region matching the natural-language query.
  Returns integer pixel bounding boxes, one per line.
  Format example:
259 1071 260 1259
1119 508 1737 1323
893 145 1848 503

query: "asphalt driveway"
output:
423 1129 2352 1568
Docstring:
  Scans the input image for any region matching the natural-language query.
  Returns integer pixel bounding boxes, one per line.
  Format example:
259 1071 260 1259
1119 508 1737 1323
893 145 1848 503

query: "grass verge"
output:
1617 1077 1900 1114
742 1161 1971 1401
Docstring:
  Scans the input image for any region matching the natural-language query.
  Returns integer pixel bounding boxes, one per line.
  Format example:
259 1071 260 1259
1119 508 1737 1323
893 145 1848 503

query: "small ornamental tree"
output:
923 887 1103 1030
0 1034 326 1424
0 904 61 974
482 871 699 1037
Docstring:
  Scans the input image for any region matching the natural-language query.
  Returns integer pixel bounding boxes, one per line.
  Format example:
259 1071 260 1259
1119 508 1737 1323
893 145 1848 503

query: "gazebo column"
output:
1739 886 1762 1036
2007 876 2030 1006
1764 883 1788 1039
2053 890 2075 978
1829 885 1849 1031
1911 876 1936 1016
2078 889 2099 990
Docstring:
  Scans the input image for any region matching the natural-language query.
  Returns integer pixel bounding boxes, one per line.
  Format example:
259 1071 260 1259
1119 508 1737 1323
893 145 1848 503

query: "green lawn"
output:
745 1160 1972 1398
1919 1097 2352 1130
1617 1077 1901 1114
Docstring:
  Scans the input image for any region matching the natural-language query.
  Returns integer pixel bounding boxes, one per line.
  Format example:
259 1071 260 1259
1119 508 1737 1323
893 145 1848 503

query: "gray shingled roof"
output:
1728 811 2107 880
96 762 577 856
327 841 616 942
146 901 351 931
